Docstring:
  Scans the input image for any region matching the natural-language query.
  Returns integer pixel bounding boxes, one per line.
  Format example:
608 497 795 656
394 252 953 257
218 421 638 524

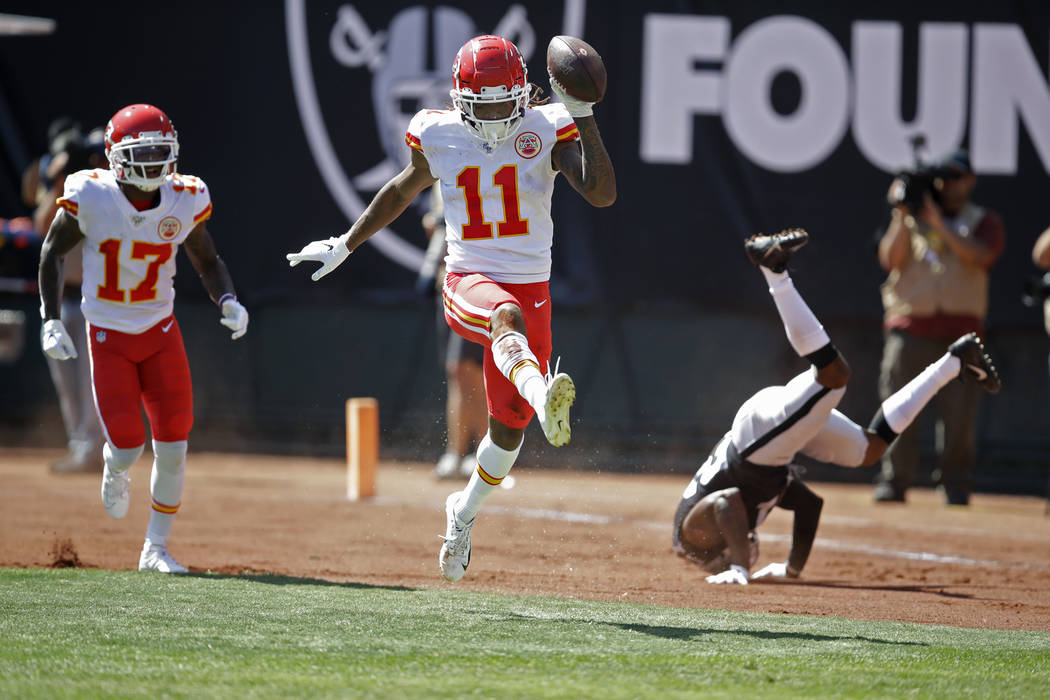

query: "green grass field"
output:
1 568 1047 699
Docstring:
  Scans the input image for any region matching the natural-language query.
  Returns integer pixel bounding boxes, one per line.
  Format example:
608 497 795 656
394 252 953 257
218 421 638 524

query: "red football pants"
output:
442 273 552 429
87 315 193 448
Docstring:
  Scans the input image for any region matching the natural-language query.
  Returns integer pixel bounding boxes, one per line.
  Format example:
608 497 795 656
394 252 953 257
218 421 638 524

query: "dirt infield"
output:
2 449 1049 631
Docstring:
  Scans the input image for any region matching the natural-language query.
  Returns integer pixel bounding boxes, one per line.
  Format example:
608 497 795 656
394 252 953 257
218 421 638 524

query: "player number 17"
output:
97 238 173 303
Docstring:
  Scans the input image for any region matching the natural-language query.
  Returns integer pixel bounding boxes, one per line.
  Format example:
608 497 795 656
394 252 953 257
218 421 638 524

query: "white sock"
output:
145 439 186 547
104 443 143 473
881 353 960 433
490 331 547 410
761 268 831 357
455 433 521 524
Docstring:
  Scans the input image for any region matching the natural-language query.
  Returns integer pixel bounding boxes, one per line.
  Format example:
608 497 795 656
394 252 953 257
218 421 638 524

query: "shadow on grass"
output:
606 622 925 645
185 570 415 592
485 611 926 646
753 578 974 599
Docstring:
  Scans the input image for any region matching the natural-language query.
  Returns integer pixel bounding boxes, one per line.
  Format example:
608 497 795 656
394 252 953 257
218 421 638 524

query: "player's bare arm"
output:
344 148 438 252
38 208 85 320
185 221 249 339
287 149 436 281
1034 226 1050 269
778 479 823 576
183 222 236 303
551 117 616 208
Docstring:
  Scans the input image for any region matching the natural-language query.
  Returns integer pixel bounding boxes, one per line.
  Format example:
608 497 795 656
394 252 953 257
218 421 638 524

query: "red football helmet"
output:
104 104 179 191
450 35 531 144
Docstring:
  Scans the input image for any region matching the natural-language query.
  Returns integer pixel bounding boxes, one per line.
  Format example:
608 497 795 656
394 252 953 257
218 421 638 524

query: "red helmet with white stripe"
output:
104 104 179 191
450 35 531 145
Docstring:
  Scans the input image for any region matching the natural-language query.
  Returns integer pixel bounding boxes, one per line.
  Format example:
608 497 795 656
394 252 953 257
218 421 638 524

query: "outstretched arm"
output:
287 149 437 280
344 148 438 252
551 118 616 208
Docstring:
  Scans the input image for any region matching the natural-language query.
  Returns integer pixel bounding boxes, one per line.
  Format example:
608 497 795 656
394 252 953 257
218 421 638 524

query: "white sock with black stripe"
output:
879 353 961 434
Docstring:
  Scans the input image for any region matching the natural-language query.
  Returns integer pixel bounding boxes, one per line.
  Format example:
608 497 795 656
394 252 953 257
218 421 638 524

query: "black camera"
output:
1022 271 1050 307
887 134 945 215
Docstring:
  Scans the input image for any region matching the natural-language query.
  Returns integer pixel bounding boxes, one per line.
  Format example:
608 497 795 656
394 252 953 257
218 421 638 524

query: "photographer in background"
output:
874 148 1005 506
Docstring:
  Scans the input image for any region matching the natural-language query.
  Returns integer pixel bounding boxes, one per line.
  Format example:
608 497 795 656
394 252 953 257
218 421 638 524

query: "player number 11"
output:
457 165 529 240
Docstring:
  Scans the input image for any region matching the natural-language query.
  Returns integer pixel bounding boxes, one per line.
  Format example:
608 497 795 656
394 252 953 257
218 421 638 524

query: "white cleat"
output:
139 543 189 574
100 465 131 519
537 358 576 447
438 491 474 582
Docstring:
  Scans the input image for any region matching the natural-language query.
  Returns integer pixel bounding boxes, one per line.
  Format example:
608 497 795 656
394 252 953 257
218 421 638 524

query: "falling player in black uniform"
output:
673 229 1001 585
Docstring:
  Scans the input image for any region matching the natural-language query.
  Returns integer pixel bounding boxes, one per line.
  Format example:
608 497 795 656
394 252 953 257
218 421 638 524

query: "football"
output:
546 35 606 104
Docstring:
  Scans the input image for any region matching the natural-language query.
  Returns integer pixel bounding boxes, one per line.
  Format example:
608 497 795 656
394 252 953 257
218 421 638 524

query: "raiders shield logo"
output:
286 1 553 271
514 132 542 159
158 217 181 240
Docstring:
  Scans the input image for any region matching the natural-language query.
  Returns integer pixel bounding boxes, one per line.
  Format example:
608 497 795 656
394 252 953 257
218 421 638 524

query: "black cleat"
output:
948 333 1001 394
745 228 809 273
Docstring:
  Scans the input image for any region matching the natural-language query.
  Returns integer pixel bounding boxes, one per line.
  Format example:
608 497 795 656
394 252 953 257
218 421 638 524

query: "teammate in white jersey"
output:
288 34 616 582
673 229 1000 585
39 104 249 574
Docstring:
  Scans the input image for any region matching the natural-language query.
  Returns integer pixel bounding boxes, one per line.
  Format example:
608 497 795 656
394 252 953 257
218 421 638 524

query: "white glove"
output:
752 562 800 580
219 297 248 340
41 319 78 360
705 564 750 585
547 73 594 118
286 236 351 281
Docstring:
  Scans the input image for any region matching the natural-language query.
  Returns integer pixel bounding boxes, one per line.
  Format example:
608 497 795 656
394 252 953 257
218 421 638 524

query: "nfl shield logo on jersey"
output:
95 330 106 343
158 217 181 240
515 132 541 159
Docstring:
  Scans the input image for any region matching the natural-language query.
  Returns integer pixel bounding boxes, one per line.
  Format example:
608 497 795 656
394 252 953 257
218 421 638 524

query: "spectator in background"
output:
874 149 1005 506
26 120 107 473
416 186 487 480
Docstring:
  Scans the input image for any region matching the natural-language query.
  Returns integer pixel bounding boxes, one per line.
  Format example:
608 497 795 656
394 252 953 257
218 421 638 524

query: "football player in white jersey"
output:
38 104 249 574
288 34 616 582
673 229 1001 585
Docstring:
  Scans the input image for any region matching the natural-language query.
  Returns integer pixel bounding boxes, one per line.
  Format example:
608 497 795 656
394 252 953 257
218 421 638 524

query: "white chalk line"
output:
373 497 1048 571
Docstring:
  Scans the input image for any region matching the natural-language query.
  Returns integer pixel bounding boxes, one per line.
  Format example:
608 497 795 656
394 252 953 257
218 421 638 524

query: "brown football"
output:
546 35 606 104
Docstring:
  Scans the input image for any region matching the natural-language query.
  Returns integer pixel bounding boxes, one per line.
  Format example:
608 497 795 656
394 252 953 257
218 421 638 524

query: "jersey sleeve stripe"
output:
556 126 580 142
192 203 213 224
56 197 78 215
405 132 423 152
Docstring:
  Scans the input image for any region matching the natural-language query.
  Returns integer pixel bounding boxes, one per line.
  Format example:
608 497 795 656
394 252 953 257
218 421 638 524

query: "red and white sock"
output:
455 433 521 524
145 439 186 547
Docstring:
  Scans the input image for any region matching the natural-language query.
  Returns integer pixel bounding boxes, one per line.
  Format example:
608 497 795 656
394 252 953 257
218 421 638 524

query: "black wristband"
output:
868 407 899 445
805 342 839 369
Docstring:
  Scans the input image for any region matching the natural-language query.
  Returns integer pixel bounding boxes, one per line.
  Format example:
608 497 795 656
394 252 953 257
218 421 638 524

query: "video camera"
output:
887 134 948 215
1022 271 1050 307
